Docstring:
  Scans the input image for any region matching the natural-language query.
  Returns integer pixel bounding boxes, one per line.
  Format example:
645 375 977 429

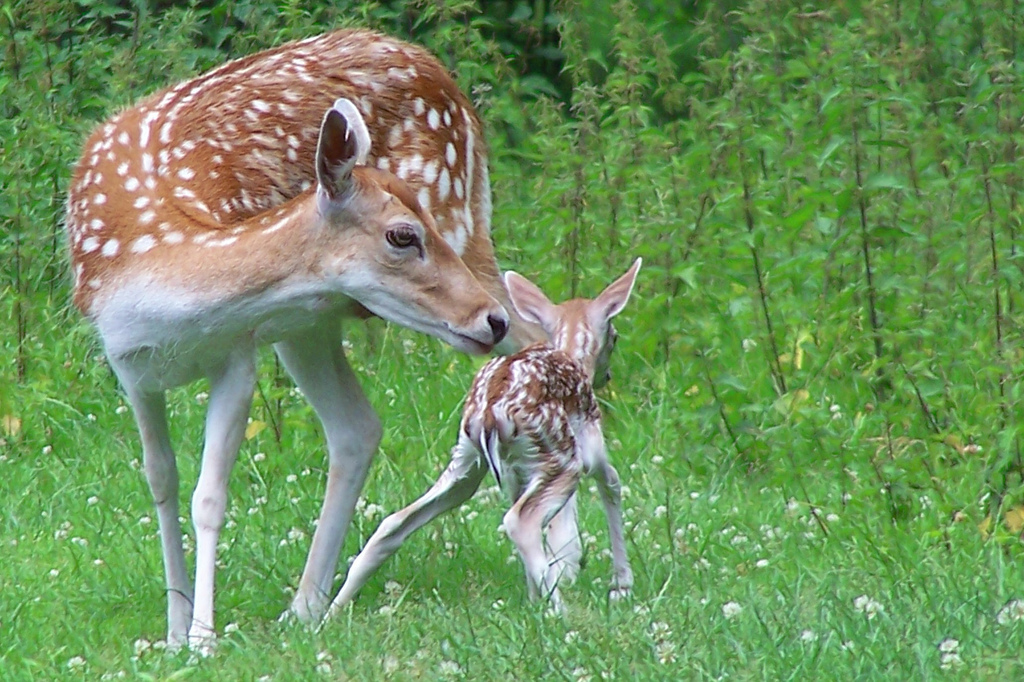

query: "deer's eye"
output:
386 226 419 250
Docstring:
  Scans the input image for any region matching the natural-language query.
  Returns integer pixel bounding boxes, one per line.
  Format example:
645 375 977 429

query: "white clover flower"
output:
42 445 53 455
384 580 403 598
382 654 400 674
940 652 964 670
997 599 1024 625
755 559 769 568
650 621 672 639
195 392 209 404
572 667 592 682
742 338 757 353
564 630 580 644
722 601 743 619
800 629 818 643
224 622 239 635
853 595 884 619
315 663 332 675
654 505 667 518
253 452 266 462
492 599 505 611
115 405 128 415
655 639 678 664
139 516 152 525
49 568 60 577
377 605 394 616
133 638 152 656
786 498 800 513
439 660 463 677
363 503 384 520
87 496 99 506
938 638 959 653
652 455 664 465
67 656 86 670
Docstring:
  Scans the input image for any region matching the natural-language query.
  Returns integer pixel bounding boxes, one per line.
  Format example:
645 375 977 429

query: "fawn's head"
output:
314 99 508 353
504 258 642 388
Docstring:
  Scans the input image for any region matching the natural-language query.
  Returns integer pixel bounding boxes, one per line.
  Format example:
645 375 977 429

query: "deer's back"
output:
66 29 491 313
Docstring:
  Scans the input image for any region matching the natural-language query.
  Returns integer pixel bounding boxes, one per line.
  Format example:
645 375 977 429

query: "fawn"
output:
65 29 547 650
327 259 641 616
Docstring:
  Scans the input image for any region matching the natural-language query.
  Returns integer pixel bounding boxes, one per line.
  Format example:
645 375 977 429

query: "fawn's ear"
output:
591 258 642 324
315 98 372 209
505 271 559 334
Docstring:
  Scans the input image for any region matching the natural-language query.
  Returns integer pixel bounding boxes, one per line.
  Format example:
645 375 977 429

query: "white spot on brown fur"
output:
423 159 439 185
82 237 100 253
117 131 129 146
445 142 457 168
438 168 451 202
101 239 120 257
125 177 140 192
131 235 157 254
117 162 129 176
90 218 104 231
142 153 154 173
139 210 156 225
427 109 440 130
413 97 425 116
454 177 465 200
418 188 431 212
443 109 452 127
163 232 184 244
177 167 195 181
94 193 107 205
134 197 149 209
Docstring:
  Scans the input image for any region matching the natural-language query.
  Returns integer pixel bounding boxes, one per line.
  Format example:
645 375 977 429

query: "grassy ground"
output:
2 318 1023 680
5 1 1024 679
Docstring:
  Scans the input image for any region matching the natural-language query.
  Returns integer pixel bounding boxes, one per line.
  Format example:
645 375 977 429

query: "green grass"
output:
2 322 1024 680
6 0 1024 679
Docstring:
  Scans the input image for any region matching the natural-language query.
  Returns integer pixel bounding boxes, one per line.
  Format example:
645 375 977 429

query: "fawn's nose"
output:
487 313 509 345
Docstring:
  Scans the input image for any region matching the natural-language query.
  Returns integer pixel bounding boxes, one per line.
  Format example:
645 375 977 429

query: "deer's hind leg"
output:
502 464 580 614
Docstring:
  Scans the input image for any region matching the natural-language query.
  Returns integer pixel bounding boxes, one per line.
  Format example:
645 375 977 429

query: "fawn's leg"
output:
577 420 632 600
503 467 579 614
325 439 487 619
544 492 582 585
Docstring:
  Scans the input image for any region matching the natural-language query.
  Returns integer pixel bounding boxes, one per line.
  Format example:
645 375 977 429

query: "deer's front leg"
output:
275 323 382 623
325 441 487 620
189 345 256 650
121 384 193 649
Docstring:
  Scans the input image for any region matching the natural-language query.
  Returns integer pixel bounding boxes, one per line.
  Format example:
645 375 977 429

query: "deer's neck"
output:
549 328 599 384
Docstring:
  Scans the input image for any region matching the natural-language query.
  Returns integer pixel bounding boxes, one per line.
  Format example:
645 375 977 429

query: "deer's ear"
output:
591 258 642 324
505 271 558 334
315 98 371 208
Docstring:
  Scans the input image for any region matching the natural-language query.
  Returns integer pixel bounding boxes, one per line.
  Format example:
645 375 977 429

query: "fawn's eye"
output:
386 226 419 250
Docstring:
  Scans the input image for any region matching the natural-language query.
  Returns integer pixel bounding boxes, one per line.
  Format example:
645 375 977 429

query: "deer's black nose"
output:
488 313 509 345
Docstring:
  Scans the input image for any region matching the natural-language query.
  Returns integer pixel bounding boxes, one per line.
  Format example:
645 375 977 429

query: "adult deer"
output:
64 29 542 650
